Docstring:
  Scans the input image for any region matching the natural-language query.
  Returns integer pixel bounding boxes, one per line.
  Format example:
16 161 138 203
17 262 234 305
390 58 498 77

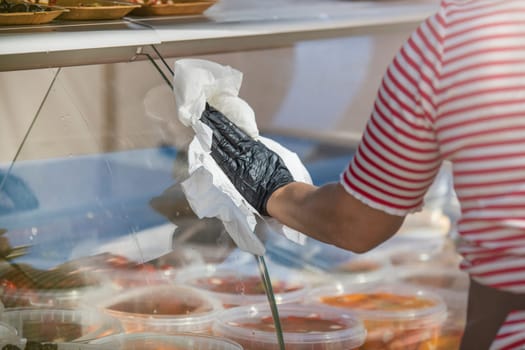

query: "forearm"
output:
266 182 404 253
198 105 404 251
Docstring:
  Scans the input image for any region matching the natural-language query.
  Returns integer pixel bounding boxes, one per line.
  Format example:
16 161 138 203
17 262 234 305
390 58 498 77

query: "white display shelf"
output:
0 0 439 71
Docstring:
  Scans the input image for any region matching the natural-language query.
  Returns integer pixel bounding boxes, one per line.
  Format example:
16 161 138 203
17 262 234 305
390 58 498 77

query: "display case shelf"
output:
0 0 439 71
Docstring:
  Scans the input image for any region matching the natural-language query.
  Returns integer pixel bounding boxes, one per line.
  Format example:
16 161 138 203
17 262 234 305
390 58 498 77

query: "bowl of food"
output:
98 284 223 334
176 265 308 308
307 283 448 350
212 303 366 350
91 332 243 350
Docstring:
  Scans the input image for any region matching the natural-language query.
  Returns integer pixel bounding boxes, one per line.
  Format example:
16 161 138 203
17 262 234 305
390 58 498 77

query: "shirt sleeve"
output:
340 12 446 216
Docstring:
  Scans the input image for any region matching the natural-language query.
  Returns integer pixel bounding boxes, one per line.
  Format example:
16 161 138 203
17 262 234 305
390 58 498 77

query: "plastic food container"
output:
91 332 244 350
0 262 112 308
424 325 464 350
176 265 308 308
307 283 447 350
0 307 122 343
328 254 392 285
213 303 366 350
98 284 223 334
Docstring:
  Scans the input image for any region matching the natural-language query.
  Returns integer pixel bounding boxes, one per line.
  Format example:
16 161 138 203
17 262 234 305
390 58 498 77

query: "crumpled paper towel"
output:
173 58 311 256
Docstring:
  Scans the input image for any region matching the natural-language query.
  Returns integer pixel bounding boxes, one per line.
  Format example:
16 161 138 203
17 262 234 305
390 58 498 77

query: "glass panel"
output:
0 33 462 349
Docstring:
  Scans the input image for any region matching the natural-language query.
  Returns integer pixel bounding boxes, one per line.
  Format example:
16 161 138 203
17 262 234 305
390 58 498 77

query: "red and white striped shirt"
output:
342 0 525 295
492 311 525 350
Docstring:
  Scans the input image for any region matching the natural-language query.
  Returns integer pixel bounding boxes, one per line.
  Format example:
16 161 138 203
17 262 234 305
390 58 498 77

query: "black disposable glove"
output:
200 103 294 216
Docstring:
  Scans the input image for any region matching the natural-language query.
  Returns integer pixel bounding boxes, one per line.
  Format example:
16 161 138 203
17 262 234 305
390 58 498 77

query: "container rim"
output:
98 284 224 325
305 282 448 323
175 264 309 305
327 253 393 284
91 332 244 349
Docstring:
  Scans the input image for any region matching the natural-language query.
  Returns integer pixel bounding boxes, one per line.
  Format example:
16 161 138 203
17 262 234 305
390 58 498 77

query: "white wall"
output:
0 27 413 162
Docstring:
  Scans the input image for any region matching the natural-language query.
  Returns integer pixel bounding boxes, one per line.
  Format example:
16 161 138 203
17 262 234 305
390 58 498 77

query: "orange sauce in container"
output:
321 293 437 311
310 284 447 350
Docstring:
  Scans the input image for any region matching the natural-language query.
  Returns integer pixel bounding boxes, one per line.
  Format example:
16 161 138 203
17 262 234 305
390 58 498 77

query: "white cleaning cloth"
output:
173 58 310 256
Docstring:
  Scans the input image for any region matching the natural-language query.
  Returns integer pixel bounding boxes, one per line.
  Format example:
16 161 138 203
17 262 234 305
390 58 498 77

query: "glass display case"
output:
0 1 467 349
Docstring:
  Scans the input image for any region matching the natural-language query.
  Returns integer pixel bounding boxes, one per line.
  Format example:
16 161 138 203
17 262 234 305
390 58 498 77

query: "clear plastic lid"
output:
212 303 366 350
327 253 392 285
306 282 447 327
176 264 308 307
97 284 223 334
374 208 451 255
387 243 462 269
0 307 123 343
91 332 244 350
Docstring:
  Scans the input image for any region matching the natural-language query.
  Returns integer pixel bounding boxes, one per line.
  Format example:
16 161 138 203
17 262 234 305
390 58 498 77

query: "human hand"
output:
200 103 294 216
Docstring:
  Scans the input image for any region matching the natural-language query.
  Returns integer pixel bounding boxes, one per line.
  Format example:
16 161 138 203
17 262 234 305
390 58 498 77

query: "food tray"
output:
130 0 215 17
55 0 139 20
0 7 65 25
